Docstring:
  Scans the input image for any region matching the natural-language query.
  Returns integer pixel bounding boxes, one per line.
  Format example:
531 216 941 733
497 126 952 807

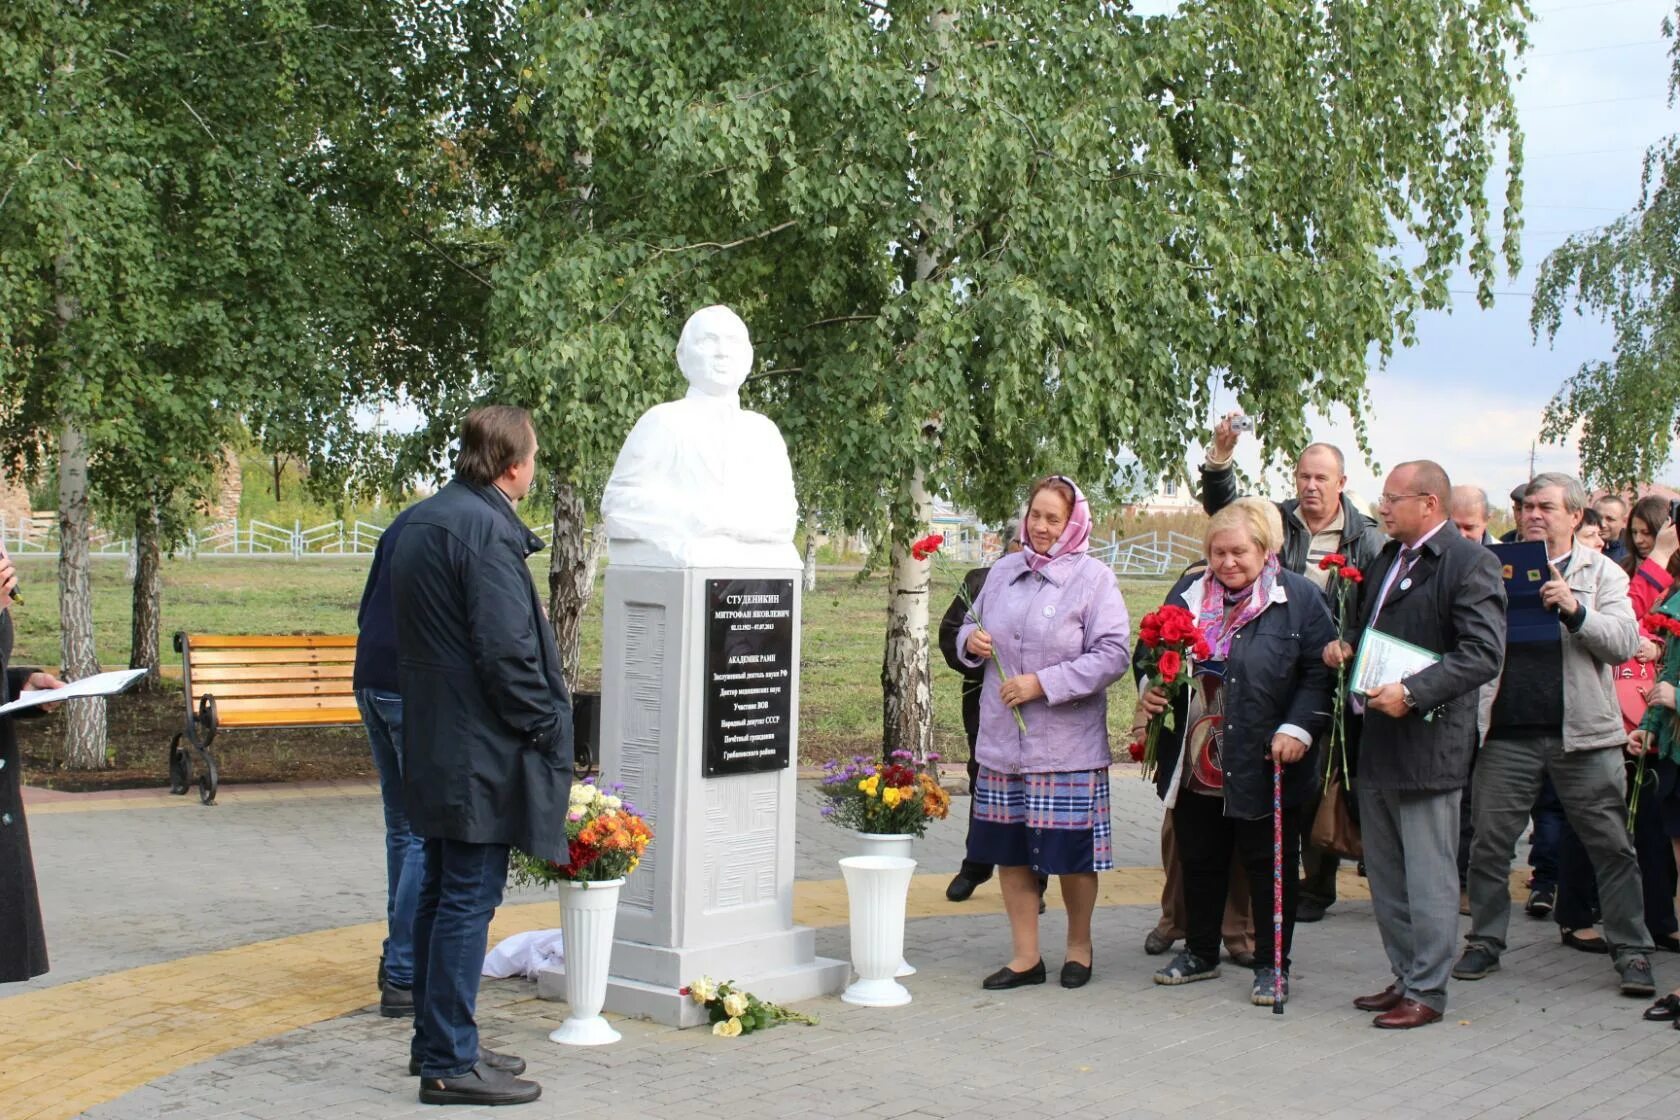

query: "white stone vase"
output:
839 855 916 1007
853 833 917 976
548 878 625 1046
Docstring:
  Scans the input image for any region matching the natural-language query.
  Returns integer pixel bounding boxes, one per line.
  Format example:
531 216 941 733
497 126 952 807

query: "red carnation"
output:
1319 553 1347 570
1339 565 1362 582
911 533 945 561
1157 650 1183 683
1127 739 1146 762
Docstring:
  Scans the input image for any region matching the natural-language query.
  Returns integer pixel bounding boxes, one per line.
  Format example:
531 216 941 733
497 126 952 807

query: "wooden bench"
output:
169 632 360 804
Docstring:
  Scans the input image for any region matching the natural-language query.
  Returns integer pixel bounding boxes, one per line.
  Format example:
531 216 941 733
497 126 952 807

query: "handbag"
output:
1614 660 1656 733
1311 773 1363 860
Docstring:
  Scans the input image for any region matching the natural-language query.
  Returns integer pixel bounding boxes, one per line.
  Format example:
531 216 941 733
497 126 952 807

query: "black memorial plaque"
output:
703 578 794 777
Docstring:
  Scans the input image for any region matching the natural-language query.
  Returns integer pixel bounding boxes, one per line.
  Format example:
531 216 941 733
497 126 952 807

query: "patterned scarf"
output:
1195 553 1282 660
1021 476 1093 574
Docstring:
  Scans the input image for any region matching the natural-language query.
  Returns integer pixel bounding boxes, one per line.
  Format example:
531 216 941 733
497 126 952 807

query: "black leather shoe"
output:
1060 960 1092 989
945 873 987 902
380 984 414 1018
411 1048 527 1078
417 1064 540 1106
982 959 1046 990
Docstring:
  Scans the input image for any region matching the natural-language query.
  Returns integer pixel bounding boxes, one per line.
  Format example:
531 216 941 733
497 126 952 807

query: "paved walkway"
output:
4 774 1676 1120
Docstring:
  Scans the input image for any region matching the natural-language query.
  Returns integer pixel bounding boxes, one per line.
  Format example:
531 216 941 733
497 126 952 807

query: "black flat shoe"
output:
1643 993 1680 1022
982 959 1045 990
1560 928 1610 955
417 1064 541 1106
1060 960 1092 989
945 873 987 902
1655 935 1680 953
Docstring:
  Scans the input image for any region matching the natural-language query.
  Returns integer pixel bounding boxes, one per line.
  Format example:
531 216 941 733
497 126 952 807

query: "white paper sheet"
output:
0 668 149 715
1351 629 1441 697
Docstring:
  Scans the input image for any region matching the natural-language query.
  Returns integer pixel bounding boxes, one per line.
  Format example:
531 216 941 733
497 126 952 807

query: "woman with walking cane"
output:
1137 498 1335 1007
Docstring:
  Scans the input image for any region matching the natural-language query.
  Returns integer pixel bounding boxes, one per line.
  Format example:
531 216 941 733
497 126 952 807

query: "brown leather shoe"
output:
1373 998 1443 1030
1353 984 1404 1013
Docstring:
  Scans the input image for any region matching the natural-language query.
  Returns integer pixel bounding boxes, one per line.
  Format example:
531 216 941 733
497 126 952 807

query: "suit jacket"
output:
1349 525 1507 792
0 612 48 982
937 566 990 754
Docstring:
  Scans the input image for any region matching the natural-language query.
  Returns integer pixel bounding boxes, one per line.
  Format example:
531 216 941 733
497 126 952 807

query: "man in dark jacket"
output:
392 405 572 1107
1201 415 1386 919
1328 460 1506 1029
354 505 423 1017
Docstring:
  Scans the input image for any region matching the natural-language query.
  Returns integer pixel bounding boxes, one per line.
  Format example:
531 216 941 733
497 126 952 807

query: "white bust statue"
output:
602 305 800 568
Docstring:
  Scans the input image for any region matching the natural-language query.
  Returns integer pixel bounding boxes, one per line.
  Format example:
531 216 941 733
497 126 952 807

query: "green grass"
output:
9 556 1170 764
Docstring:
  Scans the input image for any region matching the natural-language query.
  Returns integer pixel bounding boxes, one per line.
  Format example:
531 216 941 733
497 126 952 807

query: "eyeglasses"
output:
1378 492 1431 507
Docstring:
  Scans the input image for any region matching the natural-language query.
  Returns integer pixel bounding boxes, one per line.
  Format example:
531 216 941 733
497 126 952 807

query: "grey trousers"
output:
1357 785 1462 1012
1468 733 1655 968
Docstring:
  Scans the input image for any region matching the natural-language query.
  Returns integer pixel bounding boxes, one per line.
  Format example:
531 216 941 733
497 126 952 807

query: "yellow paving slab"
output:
0 865 1526 1120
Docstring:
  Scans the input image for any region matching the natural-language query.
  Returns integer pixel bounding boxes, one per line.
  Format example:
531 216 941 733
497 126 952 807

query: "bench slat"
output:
210 694 363 714
187 635 359 650
195 682 361 700
215 708 363 728
186 649 357 667
189 664 355 683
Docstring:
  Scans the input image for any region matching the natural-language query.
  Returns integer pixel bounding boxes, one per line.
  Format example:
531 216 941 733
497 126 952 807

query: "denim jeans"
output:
356 688 425 989
1527 773 1566 888
411 838 510 1078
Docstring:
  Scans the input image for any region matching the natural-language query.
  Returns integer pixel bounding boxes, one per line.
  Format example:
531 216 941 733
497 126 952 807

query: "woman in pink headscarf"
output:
956 475 1132 991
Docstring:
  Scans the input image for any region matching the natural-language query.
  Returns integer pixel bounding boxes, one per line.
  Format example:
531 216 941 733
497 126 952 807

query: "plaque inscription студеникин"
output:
702 578 793 777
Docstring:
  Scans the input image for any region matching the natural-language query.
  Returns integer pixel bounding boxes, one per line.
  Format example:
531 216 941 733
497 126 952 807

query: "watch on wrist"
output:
1400 684 1418 710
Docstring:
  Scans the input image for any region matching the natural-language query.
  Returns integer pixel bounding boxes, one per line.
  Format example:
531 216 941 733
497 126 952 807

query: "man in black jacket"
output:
1328 461 1506 1029
392 406 572 1107
1201 415 1386 919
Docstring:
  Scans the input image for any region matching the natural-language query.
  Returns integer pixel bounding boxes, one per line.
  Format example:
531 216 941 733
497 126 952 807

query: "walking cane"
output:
1272 754 1285 1015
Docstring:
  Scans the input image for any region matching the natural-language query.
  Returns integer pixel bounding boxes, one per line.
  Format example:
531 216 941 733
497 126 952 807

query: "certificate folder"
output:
1350 628 1442 698
1488 541 1560 645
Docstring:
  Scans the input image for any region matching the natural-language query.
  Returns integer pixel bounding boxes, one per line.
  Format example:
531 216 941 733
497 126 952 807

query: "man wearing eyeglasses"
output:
1325 461 1506 1027
1453 473 1655 1000
1202 417 1387 921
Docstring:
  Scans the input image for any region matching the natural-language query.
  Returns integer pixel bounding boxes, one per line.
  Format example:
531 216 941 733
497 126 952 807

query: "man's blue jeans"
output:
356 688 425 989
411 838 510 1078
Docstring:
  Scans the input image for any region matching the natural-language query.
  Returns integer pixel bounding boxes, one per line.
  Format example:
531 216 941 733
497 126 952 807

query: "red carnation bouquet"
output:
1130 604 1209 780
1631 608 1680 830
914 531 1028 732
1317 553 1364 788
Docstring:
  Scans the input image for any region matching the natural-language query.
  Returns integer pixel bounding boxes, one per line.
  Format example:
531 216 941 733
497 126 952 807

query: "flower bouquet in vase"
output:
510 777 652 1046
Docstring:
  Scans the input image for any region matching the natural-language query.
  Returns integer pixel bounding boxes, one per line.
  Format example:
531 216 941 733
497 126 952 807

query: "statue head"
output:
677 305 753 399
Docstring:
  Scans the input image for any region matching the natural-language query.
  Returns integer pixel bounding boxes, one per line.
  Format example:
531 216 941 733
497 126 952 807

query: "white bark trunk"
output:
58 418 107 769
881 469 934 761
129 501 162 687
547 479 604 689
801 508 818 593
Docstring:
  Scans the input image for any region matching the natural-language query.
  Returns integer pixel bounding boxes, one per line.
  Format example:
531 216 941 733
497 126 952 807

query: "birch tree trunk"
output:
547 478 604 689
801 508 818 593
58 417 107 769
881 469 935 761
129 500 162 687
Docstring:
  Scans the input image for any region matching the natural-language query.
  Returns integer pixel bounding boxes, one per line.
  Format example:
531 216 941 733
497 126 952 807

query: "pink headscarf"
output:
1020 475 1093 574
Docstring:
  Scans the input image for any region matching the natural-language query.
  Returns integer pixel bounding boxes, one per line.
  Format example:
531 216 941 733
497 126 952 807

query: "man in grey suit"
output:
1327 461 1507 1028
1454 472 1657 999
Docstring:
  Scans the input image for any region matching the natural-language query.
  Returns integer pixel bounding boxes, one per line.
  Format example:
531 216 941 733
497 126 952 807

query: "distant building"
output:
1125 475 1202 516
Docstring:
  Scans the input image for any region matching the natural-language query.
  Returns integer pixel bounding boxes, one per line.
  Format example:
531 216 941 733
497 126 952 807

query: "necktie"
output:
1384 546 1420 605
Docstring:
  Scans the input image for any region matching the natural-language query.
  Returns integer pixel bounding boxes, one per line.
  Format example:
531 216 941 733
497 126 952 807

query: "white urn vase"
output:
839 855 916 1007
548 878 624 1046
853 833 917 976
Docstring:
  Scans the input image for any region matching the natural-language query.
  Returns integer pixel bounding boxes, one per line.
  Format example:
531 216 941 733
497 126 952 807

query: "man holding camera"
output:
1200 413 1387 920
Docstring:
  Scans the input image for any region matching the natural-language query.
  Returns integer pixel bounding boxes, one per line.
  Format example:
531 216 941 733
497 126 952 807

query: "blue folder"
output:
1488 540 1560 645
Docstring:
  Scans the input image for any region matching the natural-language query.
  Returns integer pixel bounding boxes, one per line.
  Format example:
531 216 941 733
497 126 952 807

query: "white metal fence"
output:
0 512 572 561
1092 530 1203 578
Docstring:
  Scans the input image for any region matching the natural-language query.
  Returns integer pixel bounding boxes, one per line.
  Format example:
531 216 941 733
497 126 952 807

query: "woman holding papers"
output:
1 546 66 984
1138 498 1335 1007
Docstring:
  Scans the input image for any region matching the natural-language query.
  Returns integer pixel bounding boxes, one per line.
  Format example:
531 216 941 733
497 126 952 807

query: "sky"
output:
1167 0 1680 504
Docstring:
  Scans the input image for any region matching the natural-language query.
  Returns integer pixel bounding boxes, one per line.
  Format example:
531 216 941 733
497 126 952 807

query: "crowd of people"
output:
940 418 1680 1031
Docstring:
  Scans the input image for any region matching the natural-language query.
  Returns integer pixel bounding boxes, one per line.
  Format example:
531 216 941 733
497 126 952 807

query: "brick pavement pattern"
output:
9 773 1679 1119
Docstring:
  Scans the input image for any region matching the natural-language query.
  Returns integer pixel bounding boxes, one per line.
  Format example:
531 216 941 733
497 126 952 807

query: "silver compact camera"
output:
1229 414 1254 433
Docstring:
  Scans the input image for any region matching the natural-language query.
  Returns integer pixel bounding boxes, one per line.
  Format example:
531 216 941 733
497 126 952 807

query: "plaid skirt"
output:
967 766 1113 875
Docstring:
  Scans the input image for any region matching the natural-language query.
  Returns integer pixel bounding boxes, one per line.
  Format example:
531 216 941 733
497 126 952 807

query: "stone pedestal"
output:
536 557 847 1026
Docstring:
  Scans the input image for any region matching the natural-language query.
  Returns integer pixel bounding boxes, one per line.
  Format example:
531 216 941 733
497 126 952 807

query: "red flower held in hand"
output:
911 533 945 561
1339 565 1363 583
1157 650 1183 683
1191 632 1212 660
1128 739 1146 762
